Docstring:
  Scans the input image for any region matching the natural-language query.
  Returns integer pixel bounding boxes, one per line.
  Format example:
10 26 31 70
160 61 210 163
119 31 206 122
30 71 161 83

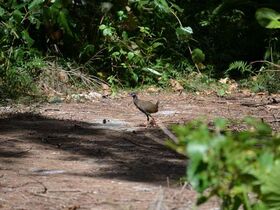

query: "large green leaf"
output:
176 26 193 42
256 8 280 29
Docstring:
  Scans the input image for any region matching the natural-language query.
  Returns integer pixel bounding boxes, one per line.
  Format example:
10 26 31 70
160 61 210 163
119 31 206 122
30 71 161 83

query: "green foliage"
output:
175 72 229 95
169 118 280 209
96 0 190 87
239 61 280 93
176 26 193 42
1 0 280 96
256 8 280 29
244 70 280 93
0 48 44 98
0 0 75 97
191 48 205 64
0 1 46 97
226 61 253 78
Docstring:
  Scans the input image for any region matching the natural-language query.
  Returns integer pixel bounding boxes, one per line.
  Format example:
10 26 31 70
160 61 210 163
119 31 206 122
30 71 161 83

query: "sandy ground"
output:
0 92 279 210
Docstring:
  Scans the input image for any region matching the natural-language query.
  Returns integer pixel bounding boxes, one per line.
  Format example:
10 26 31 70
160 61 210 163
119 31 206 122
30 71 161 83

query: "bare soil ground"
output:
0 92 279 210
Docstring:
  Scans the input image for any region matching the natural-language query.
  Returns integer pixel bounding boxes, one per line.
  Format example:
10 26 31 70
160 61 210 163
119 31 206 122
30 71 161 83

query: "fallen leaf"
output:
228 82 238 92
101 83 112 96
58 70 69 83
169 79 184 92
147 86 160 93
219 77 229 84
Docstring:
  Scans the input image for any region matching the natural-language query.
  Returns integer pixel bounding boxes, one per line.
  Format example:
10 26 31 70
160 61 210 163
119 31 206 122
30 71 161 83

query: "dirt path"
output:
0 92 279 210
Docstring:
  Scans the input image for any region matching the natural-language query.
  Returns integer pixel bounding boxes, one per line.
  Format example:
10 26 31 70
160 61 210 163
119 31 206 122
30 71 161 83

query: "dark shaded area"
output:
0 113 186 183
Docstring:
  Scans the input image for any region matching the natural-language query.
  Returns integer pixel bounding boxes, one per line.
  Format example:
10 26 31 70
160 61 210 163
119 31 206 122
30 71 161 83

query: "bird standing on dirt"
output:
129 93 159 124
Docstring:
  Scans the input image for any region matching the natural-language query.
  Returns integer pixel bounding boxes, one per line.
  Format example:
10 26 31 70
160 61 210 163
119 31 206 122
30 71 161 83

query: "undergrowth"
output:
1 1 280 99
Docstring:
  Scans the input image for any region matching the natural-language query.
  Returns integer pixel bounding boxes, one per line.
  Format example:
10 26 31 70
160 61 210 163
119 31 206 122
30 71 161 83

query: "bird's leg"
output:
145 115 150 127
146 115 150 121
150 116 157 126
146 114 157 127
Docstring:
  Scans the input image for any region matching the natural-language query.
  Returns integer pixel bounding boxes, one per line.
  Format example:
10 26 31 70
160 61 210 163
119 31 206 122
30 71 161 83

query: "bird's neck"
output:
133 96 138 104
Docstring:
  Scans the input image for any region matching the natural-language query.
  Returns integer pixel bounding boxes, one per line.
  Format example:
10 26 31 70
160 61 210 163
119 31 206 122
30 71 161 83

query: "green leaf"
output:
52 0 63 9
21 30 34 47
154 0 171 13
151 42 163 49
214 118 228 131
226 61 253 76
0 6 5 17
79 44 95 59
256 8 280 29
28 0 44 10
176 26 193 42
29 16 41 29
12 9 23 22
187 142 208 157
258 152 274 174
121 31 128 40
127 52 135 60
170 2 184 13
99 24 106 30
254 203 269 210
261 162 280 210
217 88 226 97
130 70 138 82
103 29 112 36
244 117 272 135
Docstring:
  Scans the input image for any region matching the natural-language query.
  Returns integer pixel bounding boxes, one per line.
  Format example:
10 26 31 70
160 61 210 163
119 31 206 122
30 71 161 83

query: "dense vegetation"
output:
0 0 280 98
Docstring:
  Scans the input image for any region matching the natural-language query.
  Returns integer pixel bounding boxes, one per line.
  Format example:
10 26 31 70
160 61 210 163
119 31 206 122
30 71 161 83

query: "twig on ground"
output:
4 180 47 194
48 189 82 193
156 120 179 144
122 136 159 150
29 192 65 200
144 133 167 147
148 187 167 210
266 119 280 123
172 182 191 200
241 98 279 107
0 135 26 143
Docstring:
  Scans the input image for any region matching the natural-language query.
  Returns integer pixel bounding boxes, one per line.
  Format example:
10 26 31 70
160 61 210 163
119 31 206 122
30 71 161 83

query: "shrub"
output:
169 118 280 209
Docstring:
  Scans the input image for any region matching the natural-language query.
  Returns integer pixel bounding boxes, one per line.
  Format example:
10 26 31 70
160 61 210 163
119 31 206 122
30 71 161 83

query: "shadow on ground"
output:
0 112 186 184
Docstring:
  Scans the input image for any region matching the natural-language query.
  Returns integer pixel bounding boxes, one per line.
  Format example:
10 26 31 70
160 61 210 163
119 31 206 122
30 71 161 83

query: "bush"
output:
168 118 280 209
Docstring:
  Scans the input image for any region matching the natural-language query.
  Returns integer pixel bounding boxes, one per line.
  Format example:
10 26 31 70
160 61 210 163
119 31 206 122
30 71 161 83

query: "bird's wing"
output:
134 101 149 115
137 100 158 114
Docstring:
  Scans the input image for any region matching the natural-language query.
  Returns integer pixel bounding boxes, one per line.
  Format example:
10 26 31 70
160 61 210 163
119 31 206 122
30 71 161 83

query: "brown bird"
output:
129 93 159 122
